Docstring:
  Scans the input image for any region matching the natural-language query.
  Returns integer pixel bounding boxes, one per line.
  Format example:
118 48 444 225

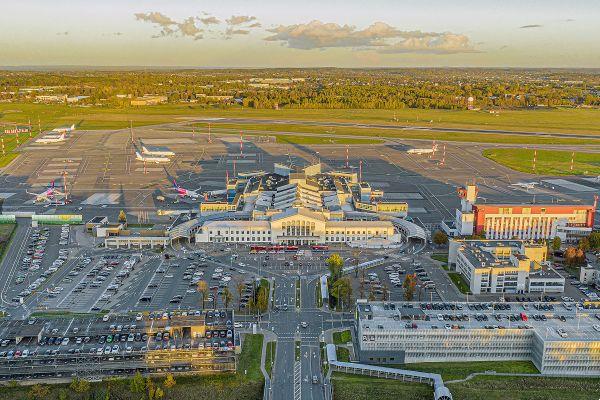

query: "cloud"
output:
519 24 542 29
264 20 478 54
226 15 257 26
114 32 123 36
565 19 575 22
135 12 176 26
500 45 509 50
135 11 203 39
248 22 262 28
178 17 203 38
56 31 69 36
378 33 480 54
199 16 220 25
226 28 250 36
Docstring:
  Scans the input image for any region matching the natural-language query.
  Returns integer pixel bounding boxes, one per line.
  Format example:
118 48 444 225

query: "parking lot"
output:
0 311 237 380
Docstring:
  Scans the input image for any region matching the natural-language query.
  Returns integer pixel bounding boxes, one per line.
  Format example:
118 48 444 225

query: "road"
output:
266 275 350 400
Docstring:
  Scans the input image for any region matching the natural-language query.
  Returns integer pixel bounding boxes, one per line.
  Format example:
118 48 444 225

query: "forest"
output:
1 68 599 110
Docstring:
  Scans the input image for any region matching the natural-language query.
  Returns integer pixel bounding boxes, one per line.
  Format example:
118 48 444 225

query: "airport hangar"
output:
167 163 427 247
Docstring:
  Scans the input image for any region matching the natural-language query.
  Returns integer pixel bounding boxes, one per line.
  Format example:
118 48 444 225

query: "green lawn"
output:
332 373 432 400
448 272 471 294
332 330 352 345
331 372 600 400
430 254 448 263
265 342 276 378
448 375 600 400
336 347 350 362
238 334 264 382
483 148 600 175
0 223 16 264
395 361 538 381
295 341 301 362
206 121 600 145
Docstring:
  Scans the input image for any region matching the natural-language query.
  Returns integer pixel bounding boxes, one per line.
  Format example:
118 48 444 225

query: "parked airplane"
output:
172 180 201 199
511 182 538 190
26 181 66 203
135 151 170 164
36 132 67 144
407 144 438 155
51 124 76 134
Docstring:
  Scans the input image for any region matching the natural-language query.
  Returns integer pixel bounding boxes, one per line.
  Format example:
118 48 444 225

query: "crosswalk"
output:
293 361 302 400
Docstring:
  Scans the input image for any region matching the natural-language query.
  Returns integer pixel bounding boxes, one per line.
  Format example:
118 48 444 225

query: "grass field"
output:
430 254 448 263
0 224 16 265
448 375 600 400
332 373 433 400
208 121 600 145
395 361 539 381
275 134 383 145
0 333 264 400
483 148 600 175
336 347 351 362
331 372 600 400
448 272 471 294
332 330 352 345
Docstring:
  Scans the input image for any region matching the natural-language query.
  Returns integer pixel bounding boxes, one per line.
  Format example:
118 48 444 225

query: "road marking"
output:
293 360 302 400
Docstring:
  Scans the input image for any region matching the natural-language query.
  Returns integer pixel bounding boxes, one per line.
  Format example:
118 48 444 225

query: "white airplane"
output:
172 180 201 199
51 124 76 134
511 182 539 190
135 151 170 164
407 144 438 155
26 181 66 203
36 132 67 144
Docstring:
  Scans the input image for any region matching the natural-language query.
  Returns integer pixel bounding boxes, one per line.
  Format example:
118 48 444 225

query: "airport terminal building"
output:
355 301 600 376
190 163 418 247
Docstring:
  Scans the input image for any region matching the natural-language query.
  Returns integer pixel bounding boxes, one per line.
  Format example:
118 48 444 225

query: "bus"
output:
311 245 329 252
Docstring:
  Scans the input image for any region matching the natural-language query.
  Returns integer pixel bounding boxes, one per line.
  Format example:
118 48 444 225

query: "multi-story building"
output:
192 163 420 247
448 239 565 294
445 184 596 242
355 301 600 376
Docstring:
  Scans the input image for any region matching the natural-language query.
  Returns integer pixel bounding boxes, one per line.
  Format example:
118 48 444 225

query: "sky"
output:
1 0 599 68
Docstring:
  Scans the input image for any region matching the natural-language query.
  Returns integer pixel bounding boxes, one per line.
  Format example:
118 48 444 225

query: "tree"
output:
326 253 344 283
331 278 352 310
118 209 127 225
223 286 233 309
589 232 600 250
70 378 90 394
212 287 218 309
368 287 376 301
432 230 448 247
551 236 562 251
163 373 176 389
564 246 578 266
256 286 268 313
197 280 208 309
236 280 245 311
578 237 590 252
146 377 156 400
130 371 146 394
155 387 165 399
382 284 390 301
29 384 50 400
403 274 417 301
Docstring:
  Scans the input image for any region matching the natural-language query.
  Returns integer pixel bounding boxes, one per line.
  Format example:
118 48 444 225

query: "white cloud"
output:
199 16 220 25
379 33 479 54
226 28 250 36
226 15 257 26
264 20 478 54
135 12 203 40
